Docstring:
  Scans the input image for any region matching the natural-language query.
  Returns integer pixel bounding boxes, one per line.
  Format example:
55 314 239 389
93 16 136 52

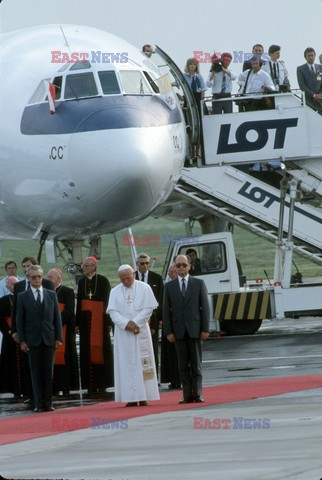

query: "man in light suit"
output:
163 255 210 404
135 253 163 377
297 47 322 113
16 265 62 412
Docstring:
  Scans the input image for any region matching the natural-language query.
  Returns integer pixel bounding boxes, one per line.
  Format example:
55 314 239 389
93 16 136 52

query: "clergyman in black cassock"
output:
47 268 79 394
76 257 113 393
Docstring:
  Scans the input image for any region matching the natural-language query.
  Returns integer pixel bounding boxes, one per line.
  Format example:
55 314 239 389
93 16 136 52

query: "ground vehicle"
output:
163 230 322 335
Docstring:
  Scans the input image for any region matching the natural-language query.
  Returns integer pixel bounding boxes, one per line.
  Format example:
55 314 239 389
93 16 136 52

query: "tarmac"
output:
1 385 322 480
1 317 322 480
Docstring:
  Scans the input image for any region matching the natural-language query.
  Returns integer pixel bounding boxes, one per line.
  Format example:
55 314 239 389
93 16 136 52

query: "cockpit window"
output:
119 70 152 94
52 76 62 100
64 72 98 99
98 71 121 95
69 61 91 71
28 79 50 104
143 71 160 93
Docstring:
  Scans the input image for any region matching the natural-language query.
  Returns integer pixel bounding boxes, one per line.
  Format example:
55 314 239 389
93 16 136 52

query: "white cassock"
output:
107 280 160 403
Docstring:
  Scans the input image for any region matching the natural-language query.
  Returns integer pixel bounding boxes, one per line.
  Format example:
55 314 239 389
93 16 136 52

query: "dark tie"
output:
26 280 30 290
181 278 186 297
221 73 226 94
311 65 315 77
141 273 145 282
273 63 277 80
191 76 197 93
36 289 41 304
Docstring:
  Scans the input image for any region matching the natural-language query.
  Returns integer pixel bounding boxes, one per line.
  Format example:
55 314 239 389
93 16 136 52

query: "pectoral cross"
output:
88 291 92 300
127 295 132 305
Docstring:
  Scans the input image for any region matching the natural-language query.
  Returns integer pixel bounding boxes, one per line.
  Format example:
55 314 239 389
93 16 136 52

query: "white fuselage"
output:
0 25 186 240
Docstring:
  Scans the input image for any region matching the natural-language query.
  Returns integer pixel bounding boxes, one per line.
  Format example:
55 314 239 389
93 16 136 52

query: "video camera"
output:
210 53 222 73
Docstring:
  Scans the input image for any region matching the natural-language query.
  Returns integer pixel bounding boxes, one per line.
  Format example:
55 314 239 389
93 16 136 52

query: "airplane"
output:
2 24 322 279
0 24 188 266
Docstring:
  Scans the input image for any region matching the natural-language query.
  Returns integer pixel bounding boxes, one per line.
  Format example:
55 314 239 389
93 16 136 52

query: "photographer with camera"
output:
207 52 236 114
237 55 276 112
262 45 290 93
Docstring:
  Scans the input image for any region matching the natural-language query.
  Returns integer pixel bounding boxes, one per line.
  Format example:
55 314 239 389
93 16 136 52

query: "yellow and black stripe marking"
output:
213 290 272 321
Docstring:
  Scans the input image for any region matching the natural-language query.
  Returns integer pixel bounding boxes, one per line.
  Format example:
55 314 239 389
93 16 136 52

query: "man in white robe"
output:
107 265 160 406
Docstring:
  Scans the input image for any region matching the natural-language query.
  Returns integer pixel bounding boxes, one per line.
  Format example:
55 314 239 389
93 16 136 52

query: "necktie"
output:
273 63 277 80
221 73 226 94
26 280 30 290
36 289 41 304
311 65 315 77
141 273 145 282
181 278 186 297
191 76 197 93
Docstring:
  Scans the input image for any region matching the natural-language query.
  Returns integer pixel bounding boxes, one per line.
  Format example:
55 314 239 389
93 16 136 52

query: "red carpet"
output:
1 375 322 446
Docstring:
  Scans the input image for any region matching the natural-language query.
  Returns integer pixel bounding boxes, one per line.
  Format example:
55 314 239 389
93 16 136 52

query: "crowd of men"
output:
143 43 322 114
0 250 210 411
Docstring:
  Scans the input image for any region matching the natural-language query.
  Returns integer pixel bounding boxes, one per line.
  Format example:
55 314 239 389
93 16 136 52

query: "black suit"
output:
16 288 62 409
11 278 55 401
135 270 163 374
297 63 322 112
163 276 210 400
11 278 54 335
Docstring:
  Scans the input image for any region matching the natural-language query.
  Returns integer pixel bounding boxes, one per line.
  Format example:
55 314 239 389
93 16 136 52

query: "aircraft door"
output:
155 46 200 148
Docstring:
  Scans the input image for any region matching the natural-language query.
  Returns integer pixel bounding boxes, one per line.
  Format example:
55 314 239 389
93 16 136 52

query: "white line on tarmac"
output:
203 354 322 363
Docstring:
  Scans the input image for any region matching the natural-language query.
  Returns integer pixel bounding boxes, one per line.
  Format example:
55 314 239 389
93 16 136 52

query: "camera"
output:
279 78 290 93
210 54 222 73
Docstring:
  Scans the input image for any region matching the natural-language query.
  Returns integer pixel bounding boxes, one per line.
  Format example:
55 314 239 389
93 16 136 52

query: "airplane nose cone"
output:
68 127 183 231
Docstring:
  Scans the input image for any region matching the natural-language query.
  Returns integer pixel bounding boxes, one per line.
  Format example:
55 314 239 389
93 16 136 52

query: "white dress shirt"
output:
262 60 289 87
179 274 189 293
31 285 43 302
207 69 237 94
238 69 276 95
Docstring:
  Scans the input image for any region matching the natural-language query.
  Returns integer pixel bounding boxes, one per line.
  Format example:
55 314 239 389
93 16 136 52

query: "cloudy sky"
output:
1 0 321 90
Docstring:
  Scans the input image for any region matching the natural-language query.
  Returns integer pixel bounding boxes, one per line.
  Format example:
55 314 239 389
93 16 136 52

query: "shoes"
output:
178 397 194 404
125 402 138 407
168 383 181 390
139 401 148 406
33 408 42 413
194 396 204 403
43 405 55 412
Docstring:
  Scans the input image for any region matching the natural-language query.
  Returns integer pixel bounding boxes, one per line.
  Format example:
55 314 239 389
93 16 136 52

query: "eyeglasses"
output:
139 262 149 265
30 275 43 279
82 264 93 268
176 263 189 268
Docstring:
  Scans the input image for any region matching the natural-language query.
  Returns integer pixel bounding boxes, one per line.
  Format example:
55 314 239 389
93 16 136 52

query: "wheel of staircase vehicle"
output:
220 319 263 335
